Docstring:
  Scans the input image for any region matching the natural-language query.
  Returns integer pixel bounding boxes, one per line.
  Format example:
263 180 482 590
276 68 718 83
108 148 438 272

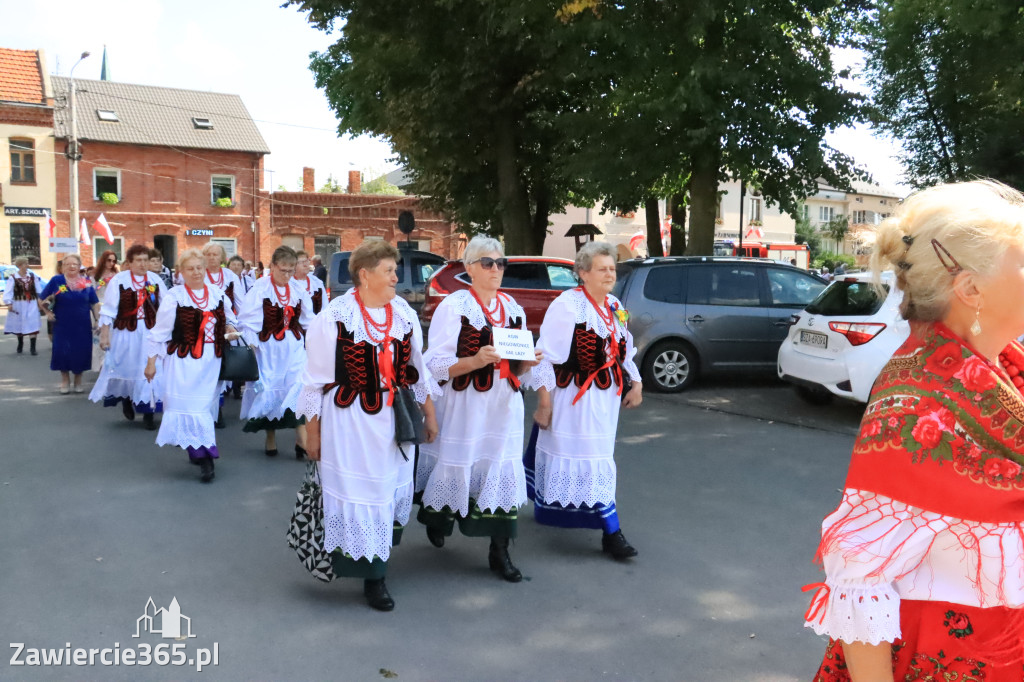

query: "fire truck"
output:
713 240 810 269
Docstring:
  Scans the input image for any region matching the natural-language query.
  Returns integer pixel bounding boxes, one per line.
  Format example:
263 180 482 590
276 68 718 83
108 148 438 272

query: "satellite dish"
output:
397 211 415 235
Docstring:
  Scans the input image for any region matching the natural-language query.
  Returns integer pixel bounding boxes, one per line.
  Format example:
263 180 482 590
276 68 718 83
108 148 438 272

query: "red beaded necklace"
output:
354 289 392 344
207 268 224 287
998 351 1024 392
130 271 148 290
579 286 617 339
272 280 291 307
470 288 505 327
186 284 210 309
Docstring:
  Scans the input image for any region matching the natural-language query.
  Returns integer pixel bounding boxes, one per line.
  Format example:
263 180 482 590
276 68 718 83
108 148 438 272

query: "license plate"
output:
800 330 828 348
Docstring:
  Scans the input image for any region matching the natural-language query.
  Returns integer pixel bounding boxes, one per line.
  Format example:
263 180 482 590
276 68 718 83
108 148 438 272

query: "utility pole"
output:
738 179 746 256
67 52 90 247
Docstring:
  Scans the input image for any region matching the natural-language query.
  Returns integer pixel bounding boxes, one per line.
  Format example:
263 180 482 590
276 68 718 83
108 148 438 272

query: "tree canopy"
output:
864 0 1024 189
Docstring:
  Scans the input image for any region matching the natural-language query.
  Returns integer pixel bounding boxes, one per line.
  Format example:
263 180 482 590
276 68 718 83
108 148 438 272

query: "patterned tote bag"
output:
286 461 335 583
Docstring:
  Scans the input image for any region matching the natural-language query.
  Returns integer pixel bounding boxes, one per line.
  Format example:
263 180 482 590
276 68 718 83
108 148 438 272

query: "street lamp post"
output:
68 51 90 247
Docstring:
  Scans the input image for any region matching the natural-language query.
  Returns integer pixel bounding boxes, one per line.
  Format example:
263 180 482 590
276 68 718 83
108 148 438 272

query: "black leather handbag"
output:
218 338 260 382
394 387 425 460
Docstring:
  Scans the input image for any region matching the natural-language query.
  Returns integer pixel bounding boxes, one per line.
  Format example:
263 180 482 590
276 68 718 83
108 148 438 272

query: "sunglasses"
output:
469 257 508 271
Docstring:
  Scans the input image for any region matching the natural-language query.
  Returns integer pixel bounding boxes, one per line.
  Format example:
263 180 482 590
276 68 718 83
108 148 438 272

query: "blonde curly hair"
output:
870 180 1024 321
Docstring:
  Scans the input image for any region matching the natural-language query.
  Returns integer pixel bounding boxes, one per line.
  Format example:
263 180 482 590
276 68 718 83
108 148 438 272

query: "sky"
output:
0 0 909 196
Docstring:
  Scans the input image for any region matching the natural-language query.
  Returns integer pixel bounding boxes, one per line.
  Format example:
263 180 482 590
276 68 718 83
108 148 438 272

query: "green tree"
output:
290 0 596 254
864 0 1024 189
825 214 849 252
319 173 344 193
793 206 823 260
561 1 868 255
362 168 405 196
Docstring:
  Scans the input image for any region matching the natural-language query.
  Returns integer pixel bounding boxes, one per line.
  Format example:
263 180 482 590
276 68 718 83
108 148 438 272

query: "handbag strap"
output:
306 460 320 485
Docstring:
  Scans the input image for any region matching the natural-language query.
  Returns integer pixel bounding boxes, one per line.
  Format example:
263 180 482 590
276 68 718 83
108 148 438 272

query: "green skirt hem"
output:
414 494 518 539
329 523 404 579
243 409 305 433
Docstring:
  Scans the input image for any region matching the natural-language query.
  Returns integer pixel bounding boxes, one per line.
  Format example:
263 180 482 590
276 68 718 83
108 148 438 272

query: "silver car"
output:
614 257 826 391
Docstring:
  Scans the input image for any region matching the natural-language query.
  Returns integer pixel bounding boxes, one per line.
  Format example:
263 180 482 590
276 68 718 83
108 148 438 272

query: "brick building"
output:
0 48 56 273
51 76 269 266
259 167 462 266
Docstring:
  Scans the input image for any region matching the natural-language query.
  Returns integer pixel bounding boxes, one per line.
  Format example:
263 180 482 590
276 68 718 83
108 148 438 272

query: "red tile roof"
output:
0 48 45 104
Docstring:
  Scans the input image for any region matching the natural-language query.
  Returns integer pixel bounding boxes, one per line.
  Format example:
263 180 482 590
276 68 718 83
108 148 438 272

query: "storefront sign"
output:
48 238 79 253
186 229 215 236
4 206 49 217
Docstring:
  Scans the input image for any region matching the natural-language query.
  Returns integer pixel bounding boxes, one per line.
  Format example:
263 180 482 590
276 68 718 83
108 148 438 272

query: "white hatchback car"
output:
778 271 911 403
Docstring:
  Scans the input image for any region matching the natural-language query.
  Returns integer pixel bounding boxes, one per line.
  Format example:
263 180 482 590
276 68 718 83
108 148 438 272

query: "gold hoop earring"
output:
970 307 982 336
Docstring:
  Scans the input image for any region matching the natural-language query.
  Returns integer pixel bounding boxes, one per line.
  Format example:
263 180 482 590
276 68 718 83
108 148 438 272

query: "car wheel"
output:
795 385 834 405
643 341 698 393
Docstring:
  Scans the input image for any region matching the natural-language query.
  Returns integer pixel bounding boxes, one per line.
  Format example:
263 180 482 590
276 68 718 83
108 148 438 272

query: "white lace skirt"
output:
319 393 414 562
416 374 527 516
155 350 221 450
533 382 620 507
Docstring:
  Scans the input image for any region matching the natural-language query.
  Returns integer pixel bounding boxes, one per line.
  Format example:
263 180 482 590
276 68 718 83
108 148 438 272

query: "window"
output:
643 265 686 304
500 263 548 289
801 205 809 220
313 235 339 265
852 210 867 224
211 175 234 204
411 254 445 285
97 109 119 122
94 236 124 264
766 268 826 307
687 265 760 307
193 117 213 130
282 234 304 252
94 168 121 199
10 222 41 266
546 264 578 290
748 197 762 222
211 238 237 259
818 205 835 223
10 139 34 183
806 281 888 316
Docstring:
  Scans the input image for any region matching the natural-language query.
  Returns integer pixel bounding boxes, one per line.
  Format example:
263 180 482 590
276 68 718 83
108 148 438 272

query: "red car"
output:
420 256 579 335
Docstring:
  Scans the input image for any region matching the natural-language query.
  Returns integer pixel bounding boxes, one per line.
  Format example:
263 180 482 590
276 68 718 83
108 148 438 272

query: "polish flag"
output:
79 218 90 246
628 230 645 253
44 210 57 238
93 213 114 244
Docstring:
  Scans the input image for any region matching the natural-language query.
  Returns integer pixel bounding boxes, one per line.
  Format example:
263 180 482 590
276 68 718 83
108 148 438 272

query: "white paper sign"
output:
491 327 536 361
48 238 78 253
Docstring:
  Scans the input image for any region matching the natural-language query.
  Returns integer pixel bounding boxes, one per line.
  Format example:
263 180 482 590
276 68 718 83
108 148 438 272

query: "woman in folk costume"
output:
202 242 242 313
416 236 541 582
3 256 43 355
238 245 314 457
804 181 1024 681
300 240 439 611
527 241 644 560
293 250 326 316
38 253 100 394
144 249 239 483
89 244 167 430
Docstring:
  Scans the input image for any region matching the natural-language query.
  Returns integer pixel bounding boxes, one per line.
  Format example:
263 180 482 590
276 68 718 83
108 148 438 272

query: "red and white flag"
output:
79 218 90 246
93 213 114 244
628 229 645 253
745 225 765 239
44 210 57 238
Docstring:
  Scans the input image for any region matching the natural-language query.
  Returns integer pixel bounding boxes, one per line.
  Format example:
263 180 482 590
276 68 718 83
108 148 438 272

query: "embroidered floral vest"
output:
442 315 525 392
113 282 160 331
329 321 419 415
167 301 227 359
11 276 36 301
311 289 323 316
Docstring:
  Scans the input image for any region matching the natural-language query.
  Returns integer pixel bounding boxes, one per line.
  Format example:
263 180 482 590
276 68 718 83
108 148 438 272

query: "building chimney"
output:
302 167 315 193
348 170 361 195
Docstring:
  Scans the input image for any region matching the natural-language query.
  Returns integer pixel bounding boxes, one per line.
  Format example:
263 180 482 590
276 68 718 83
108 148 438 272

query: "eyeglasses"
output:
469 257 508 271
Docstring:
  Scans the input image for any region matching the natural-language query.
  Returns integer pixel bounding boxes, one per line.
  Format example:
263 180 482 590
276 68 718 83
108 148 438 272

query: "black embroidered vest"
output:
443 315 524 392
167 301 227 359
257 298 304 342
329 321 419 415
553 324 627 391
113 282 160 331
11 276 36 302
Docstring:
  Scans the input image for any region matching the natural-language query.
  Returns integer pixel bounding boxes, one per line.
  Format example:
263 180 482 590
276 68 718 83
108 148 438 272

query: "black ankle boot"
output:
488 537 523 583
214 407 225 429
295 444 306 460
29 337 37 355
122 400 136 421
199 457 215 483
16 337 23 354
363 578 395 611
601 530 638 559
426 525 445 548
143 413 156 431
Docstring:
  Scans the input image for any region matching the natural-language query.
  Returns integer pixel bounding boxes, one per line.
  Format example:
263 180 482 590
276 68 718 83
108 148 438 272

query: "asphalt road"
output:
0 317 866 682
